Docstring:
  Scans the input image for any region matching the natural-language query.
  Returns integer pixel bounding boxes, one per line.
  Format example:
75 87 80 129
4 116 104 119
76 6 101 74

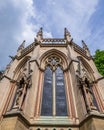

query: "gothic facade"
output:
0 28 104 130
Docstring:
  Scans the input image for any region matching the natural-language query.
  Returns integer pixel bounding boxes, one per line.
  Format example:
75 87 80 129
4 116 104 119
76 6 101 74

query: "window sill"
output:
31 116 78 126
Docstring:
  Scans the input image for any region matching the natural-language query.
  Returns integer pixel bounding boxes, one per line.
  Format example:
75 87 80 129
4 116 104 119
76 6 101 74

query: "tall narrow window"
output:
41 67 52 116
41 56 68 116
90 87 99 110
56 67 67 116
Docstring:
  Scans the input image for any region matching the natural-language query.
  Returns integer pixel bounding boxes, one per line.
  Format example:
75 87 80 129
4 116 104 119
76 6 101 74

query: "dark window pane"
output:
41 67 52 116
56 67 67 116
91 87 99 111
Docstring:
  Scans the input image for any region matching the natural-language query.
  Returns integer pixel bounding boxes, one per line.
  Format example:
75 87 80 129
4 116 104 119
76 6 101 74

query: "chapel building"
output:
0 28 104 130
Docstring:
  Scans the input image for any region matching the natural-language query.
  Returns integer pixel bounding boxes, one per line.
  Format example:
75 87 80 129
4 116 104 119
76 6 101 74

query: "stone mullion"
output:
52 71 56 116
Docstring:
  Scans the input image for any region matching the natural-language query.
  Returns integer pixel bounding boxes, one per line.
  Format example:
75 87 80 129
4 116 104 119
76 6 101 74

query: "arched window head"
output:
45 56 63 71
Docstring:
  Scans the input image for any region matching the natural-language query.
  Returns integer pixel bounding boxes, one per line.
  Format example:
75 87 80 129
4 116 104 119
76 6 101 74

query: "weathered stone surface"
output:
0 28 104 130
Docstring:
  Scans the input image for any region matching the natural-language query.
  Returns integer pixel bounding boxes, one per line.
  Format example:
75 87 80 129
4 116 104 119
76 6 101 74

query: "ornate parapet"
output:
42 38 65 44
16 42 35 60
15 28 91 61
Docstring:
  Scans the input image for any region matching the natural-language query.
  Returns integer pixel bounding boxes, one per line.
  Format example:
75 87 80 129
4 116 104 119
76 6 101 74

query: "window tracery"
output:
41 56 67 116
45 56 62 71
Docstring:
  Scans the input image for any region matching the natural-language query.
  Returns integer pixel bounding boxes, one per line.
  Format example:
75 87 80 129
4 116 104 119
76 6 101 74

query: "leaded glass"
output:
91 87 99 110
41 56 68 116
41 67 52 116
56 67 67 116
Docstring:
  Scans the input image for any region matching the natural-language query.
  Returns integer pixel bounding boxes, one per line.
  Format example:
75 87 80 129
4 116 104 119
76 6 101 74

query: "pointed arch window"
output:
41 56 67 116
41 67 52 116
56 67 67 116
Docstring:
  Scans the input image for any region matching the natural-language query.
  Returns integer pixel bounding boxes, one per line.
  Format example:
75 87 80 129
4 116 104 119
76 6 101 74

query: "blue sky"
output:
0 0 104 70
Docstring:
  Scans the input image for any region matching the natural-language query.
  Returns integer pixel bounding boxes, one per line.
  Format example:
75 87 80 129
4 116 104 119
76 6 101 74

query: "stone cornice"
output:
3 111 30 126
16 42 36 60
3 110 104 127
79 112 104 127
16 39 91 61
4 111 79 127
71 42 91 60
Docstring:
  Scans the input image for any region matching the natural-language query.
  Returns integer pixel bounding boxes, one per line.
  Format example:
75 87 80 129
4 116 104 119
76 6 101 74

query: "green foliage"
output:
94 49 104 76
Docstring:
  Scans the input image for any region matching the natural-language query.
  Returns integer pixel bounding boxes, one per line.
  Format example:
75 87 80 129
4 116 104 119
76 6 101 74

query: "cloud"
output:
11 0 37 44
0 0 53 69
87 26 104 54
33 0 99 40
0 0 36 69
33 0 102 55
0 0 103 70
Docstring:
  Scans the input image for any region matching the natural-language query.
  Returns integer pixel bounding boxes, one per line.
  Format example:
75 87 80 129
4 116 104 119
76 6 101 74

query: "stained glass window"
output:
56 67 67 116
41 67 52 116
41 57 68 116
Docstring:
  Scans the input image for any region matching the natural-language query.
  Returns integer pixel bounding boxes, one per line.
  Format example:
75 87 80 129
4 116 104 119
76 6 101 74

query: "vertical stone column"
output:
68 71 79 121
52 71 56 116
23 61 40 118
64 72 73 117
23 44 41 118
35 70 44 117
65 70 78 120
0 78 14 119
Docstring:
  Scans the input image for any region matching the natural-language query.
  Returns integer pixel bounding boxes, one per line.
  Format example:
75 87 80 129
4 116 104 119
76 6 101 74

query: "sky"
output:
0 0 104 70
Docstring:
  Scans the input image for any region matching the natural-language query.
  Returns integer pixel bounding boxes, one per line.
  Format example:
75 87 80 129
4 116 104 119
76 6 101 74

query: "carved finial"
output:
9 55 15 60
82 40 91 56
17 40 25 52
64 28 72 43
35 28 43 43
36 27 43 39
82 40 88 50
64 28 71 39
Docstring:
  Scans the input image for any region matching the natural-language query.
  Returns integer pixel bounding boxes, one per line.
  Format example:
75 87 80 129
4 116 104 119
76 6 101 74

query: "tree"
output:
94 50 104 76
